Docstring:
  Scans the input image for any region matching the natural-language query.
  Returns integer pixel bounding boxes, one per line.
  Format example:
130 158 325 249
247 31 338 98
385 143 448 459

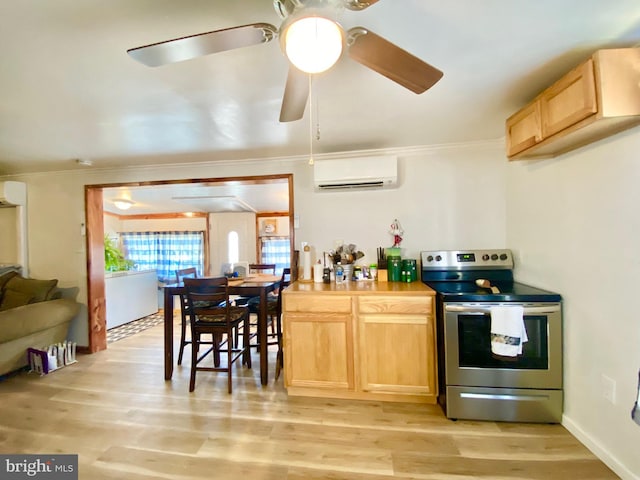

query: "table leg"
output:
163 289 174 380
259 290 268 385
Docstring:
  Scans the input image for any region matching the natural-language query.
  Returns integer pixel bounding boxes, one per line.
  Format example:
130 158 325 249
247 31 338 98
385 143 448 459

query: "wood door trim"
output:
85 174 294 352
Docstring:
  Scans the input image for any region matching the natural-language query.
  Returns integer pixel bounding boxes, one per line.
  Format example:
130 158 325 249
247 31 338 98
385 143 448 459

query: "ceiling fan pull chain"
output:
315 88 321 141
308 74 314 165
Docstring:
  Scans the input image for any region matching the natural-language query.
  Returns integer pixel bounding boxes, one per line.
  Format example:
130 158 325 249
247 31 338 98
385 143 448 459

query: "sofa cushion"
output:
0 298 79 345
3 275 58 303
0 271 18 291
0 289 34 311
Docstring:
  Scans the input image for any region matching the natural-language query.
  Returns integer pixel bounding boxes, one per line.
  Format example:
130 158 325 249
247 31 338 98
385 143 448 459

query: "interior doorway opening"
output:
85 174 294 353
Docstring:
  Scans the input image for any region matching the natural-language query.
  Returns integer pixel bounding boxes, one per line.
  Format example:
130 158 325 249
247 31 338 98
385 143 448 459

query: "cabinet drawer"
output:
358 296 432 315
284 294 352 313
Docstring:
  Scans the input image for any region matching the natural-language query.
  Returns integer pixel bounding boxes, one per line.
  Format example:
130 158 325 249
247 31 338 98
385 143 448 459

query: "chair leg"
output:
227 329 233 394
178 312 188 366
243 315 252 369
275 316 283 380
213 333 222 367
189 333 198 392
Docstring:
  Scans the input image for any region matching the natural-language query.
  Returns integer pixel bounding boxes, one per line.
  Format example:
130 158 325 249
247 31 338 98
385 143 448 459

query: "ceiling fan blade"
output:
347 27 443 94
127 23 278 67
344 0 382 11
279 67 309 122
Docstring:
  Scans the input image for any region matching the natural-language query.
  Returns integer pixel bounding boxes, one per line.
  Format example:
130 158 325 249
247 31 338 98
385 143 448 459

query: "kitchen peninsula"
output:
282 280 437 404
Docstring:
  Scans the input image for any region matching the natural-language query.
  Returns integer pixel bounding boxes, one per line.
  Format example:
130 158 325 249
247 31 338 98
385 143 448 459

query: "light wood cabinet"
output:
505 101 542 157
506 47 640 160
358 296 435 397
283 282 437 404
284 294 354 391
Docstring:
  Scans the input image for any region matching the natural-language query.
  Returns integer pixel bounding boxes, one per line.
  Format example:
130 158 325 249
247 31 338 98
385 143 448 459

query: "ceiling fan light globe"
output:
113 198 134 210
284 16 343 74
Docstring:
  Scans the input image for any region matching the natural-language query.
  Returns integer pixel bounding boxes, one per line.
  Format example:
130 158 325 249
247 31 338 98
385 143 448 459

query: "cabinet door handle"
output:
445 304 561 315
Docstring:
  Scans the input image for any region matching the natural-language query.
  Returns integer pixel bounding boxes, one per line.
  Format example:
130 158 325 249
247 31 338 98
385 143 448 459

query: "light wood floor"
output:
0 317 619 479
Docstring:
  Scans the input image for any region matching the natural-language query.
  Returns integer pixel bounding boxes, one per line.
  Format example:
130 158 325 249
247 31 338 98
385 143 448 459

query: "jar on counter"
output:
354 266 363 280
369 264 378 280
335 264 345 284
388 256 402 282
322 268 331 284
402 259 418 282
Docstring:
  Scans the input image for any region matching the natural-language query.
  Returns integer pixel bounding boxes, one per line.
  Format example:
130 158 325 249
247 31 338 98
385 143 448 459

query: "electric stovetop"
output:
420 249 561 303
424 280 561 303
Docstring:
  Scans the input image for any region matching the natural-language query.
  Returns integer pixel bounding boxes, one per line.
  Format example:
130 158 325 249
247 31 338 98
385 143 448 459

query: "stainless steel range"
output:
421 249 562 423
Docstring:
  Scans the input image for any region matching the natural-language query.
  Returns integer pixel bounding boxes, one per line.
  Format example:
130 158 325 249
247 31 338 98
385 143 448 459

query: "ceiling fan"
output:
127 0 443 122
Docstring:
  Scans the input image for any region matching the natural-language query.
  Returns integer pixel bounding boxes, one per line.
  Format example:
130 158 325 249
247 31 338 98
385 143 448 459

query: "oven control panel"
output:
421 249 514 270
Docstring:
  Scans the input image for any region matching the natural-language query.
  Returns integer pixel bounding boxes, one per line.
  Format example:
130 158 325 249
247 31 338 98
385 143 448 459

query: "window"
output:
121 231 204 284
260 236 290 274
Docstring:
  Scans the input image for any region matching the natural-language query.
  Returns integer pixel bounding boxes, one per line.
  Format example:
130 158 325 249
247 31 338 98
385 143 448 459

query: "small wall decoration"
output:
389 218 404 247
262 218 278 235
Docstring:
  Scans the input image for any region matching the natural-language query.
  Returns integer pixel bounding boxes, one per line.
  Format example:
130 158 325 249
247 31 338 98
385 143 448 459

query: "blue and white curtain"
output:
121 231 204 284
260 236 290 275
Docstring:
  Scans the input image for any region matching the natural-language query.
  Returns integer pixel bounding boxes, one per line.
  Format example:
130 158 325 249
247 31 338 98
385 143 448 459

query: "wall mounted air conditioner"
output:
313 155 398 191
0 181 27 207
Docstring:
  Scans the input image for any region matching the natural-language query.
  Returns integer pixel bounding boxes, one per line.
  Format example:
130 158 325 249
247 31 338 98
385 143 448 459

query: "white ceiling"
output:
103 180 289 215
2 1 640 211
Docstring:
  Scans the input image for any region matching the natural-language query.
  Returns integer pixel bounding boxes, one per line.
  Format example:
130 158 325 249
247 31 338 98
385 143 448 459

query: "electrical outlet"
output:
601 374 617 404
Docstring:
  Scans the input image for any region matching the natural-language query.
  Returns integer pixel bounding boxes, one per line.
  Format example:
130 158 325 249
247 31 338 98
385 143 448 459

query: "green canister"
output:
388 256 402 282
402 259 418 282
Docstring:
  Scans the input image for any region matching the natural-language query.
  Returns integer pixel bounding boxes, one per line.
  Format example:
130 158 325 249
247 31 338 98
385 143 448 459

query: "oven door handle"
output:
445 304 561 315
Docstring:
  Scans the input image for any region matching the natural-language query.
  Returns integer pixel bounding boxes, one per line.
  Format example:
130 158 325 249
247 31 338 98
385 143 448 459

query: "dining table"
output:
163 274 281 385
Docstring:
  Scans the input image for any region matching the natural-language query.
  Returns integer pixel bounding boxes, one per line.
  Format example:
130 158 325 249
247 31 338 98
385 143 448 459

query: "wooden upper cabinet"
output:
540 59 596 138
506 47 640 160
506 101 542 157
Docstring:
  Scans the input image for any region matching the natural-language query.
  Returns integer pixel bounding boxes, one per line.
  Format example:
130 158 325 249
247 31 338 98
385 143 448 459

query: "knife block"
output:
377 269 388 282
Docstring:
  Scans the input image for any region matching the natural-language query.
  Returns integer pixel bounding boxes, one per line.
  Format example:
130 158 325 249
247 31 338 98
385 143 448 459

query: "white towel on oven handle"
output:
490 305 527 357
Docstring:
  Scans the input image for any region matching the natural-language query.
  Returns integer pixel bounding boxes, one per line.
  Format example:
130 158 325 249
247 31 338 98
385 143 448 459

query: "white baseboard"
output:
562 414 637 480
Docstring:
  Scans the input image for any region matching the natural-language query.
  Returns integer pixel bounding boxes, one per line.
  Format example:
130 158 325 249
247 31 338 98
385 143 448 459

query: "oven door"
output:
444 303 562 389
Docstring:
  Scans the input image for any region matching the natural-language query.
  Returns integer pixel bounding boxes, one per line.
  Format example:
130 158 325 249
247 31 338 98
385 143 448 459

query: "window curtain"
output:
260 236 290 275
121 231 204 284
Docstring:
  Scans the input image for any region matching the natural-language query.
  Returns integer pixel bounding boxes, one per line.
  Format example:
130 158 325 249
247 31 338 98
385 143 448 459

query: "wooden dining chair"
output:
271 267 291 380
248 263 277 276
239 264 277 346
175 267 198 365
183 277 251 393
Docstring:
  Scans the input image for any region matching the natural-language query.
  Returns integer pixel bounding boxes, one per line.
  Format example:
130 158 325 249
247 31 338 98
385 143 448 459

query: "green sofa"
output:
0 271 80 376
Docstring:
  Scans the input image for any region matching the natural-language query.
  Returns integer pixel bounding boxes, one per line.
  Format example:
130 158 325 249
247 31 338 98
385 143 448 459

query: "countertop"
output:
284 280 435 296
105 269 156 279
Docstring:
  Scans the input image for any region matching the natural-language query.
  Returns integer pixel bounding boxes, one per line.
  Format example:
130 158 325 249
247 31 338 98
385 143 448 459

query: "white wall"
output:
297 143 507 265
103 213 121 239
209 211 257 275
507 128 640 479
0 207 17 263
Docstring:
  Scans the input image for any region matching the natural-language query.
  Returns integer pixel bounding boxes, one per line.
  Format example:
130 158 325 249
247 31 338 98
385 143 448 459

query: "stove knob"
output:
482 254 490 261
435 255 442 262
499 253 508 261
491 254 498 260
427 255 434 262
